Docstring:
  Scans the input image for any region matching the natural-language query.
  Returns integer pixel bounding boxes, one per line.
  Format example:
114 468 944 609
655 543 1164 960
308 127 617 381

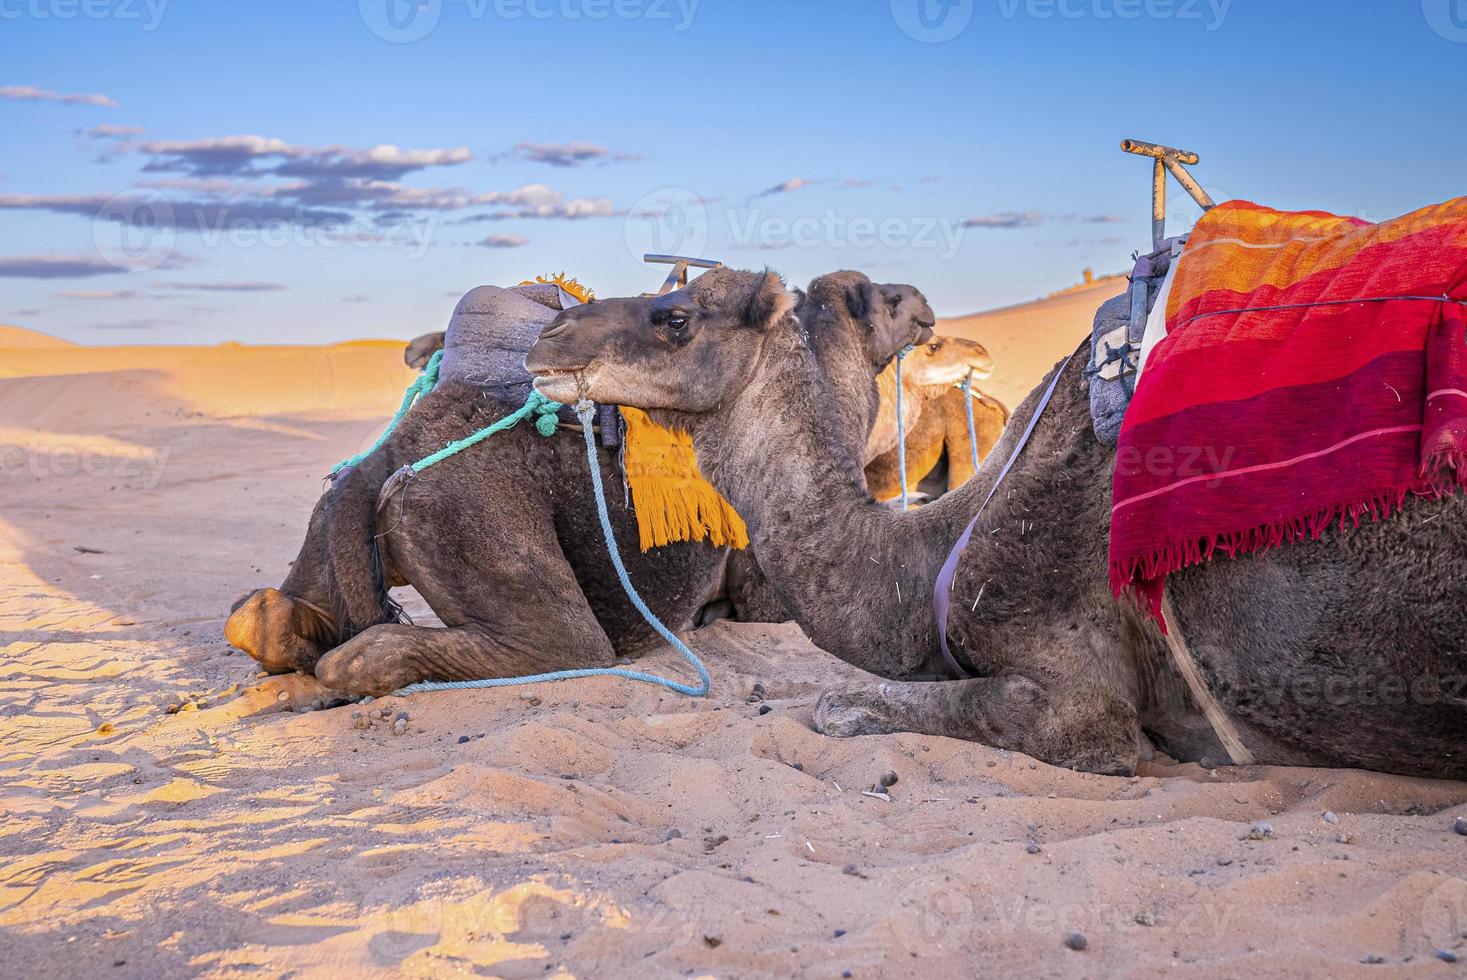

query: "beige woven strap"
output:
1160 593 1256 767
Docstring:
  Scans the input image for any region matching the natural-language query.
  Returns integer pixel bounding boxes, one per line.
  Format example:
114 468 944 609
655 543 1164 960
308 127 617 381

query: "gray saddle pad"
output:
436 282 616 437
438 283 565 391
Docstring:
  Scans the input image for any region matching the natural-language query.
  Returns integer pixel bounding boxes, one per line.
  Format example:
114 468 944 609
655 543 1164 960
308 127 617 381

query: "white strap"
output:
1160 592 1255 766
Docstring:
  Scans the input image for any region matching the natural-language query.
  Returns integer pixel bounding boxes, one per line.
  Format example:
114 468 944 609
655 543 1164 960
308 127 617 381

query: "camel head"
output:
526 268 795 411
902 335 995 388
801 270 936 370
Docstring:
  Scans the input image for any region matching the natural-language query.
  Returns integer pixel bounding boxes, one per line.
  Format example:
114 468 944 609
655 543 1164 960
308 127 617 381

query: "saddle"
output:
437 281 619 435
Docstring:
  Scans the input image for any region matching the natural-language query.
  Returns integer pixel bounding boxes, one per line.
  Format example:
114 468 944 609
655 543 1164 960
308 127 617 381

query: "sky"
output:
1 0 1464 345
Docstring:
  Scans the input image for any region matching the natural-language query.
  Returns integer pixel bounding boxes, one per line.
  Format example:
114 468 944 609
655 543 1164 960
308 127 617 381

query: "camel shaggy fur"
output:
526 268 1467 779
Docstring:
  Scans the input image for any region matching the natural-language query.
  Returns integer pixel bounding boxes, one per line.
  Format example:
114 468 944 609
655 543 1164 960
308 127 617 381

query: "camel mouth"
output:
530 364 594 402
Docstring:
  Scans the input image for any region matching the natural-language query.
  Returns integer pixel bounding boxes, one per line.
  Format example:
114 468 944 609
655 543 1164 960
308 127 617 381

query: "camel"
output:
224 271 933 695
865 384 1010 503
525 268 1467 779
404 331 444 370
862 337 995 462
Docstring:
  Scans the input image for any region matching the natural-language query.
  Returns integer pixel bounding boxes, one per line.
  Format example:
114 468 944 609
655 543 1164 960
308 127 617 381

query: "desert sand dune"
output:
2 321 1465 977
940 274 1128 408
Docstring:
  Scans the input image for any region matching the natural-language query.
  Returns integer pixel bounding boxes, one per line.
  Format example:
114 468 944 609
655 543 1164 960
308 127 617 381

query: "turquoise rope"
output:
406 391 561 473
392 396 711 698
333 349 444 475
960 370 982 473
894 344 914 510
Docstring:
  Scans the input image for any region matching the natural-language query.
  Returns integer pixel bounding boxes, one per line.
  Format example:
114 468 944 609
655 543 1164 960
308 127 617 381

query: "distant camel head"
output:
902 335 995 388
527 268 796 411
800 270 936 370
404 330 445 370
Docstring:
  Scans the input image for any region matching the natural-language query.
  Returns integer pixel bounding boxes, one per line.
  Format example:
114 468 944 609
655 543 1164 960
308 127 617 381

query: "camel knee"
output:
314 626 420 696
225 588 327 675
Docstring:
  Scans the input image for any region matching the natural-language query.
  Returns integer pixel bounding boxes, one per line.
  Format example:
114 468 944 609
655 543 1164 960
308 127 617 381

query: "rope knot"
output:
527 391 563 437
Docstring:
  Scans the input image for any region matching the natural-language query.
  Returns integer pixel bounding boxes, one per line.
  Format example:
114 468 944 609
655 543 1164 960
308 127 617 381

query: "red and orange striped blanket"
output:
1110 198 1467 620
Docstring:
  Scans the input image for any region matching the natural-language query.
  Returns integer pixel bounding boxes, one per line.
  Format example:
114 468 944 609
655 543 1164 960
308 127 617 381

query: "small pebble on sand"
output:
1323 811 1339 824
457 735 470 744
1135 911 1157 927
277 692 289 702
1454 817 1467 836
758 704 772 715
1436 950 1459 963
880 772 898 788
1026 841 1042 855
1248 821 1274 840
1064 932 1088 951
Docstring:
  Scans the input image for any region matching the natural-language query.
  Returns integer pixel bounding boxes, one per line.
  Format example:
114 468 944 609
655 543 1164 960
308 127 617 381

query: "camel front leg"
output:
314 617 617 698
813 676 1141 775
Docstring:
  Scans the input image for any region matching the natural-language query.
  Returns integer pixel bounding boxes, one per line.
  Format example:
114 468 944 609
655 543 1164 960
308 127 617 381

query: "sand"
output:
942 274 1129 409
3 308 1466 979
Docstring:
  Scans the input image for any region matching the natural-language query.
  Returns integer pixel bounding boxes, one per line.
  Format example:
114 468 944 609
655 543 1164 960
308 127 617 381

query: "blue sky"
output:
1 0 1464 345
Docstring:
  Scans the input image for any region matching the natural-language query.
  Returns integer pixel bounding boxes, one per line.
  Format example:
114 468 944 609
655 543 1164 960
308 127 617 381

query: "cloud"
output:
961 210 1042 229
56 289 143 300
157 281 287 292
340 294 370 303
751 177 819 200
477 234 528 248
506 142 638 167
0 254 126 278
87 124 144 140
276 178 557 212
136 135 472 179
454 195 618 222
1 84 116 108
0 192 353 230
1081 214 1125 224
87 317 179 330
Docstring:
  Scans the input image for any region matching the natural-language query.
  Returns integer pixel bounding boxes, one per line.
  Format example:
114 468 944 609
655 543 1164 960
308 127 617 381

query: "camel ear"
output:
844 280 874 322
746 271 795 331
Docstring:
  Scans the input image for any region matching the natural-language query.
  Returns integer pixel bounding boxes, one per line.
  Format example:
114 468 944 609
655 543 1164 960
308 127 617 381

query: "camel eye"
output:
667 315 689 332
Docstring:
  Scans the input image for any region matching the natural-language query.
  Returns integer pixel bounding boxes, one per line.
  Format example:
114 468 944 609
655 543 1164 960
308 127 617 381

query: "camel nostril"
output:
539 319 571 340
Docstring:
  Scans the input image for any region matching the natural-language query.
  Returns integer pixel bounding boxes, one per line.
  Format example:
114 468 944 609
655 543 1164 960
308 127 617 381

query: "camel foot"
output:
225 588 326 675
314 626 421 697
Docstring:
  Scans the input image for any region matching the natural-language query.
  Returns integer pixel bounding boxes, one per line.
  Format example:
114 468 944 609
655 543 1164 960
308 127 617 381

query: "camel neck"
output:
685 327 971 677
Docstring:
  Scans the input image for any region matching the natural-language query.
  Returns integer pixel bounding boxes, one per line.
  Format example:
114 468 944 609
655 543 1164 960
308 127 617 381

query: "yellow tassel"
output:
520 272 595 305
620 406 748 552
514 271 741 550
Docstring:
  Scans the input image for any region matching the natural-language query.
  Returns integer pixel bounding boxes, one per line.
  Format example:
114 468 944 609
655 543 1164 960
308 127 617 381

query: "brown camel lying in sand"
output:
866 383 1010 503
225 271 932 695
526 268 1467 779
